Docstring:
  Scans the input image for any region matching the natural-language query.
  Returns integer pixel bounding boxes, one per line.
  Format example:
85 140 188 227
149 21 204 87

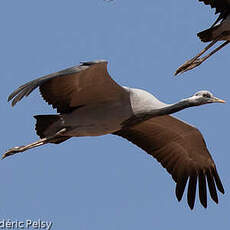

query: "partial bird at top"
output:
175 0 230 75
3 60 225 209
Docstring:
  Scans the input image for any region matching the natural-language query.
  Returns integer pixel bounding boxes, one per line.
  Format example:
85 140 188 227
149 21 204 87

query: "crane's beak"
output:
212 97 226 103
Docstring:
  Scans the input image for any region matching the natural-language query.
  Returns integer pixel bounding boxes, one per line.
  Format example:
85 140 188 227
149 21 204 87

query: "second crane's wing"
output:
8 60 128 113
113 115 224 209
199 0 230 15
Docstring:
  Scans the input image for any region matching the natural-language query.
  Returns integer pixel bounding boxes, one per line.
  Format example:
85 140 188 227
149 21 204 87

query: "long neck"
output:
122 99 195 127
148 99 194 117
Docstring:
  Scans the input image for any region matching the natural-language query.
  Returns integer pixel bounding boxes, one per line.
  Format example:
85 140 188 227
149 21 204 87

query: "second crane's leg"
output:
175 41 230 75
2 128 68 159
193 40 230 66
175 39 219 75
175 34 228 75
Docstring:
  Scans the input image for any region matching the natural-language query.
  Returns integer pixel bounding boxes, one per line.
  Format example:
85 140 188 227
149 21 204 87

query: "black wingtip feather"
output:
8 89 20 102
11 90 25 107
7 81 32 103
176 175 188 202
212 168 225 194
7 95 12 102
206 170 218 204
187 174 197 210
198 171 207 208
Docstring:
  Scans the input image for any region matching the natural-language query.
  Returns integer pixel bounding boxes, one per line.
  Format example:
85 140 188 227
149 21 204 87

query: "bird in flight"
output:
3 60 225 209
175 0 230 75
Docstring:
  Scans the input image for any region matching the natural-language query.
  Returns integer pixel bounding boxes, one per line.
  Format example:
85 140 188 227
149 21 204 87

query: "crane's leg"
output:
2 128 68 159
175 39 219 75
175 33 230 75
175 41 230 75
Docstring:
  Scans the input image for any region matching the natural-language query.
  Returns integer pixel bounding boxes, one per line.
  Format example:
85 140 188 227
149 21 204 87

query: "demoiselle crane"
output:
3 60 225 209
175 0 230 75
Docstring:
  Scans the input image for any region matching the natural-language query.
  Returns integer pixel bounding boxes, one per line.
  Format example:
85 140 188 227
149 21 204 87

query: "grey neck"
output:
122 99 194 127
148 99 194 117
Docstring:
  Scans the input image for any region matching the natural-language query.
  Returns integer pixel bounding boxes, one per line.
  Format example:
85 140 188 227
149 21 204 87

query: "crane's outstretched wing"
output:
113 115 224 209
8 60 128 113
199 0 230 16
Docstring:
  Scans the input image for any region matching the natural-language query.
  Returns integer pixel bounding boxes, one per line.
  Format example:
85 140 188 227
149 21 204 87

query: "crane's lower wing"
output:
8 60 128 113
113 115 224 209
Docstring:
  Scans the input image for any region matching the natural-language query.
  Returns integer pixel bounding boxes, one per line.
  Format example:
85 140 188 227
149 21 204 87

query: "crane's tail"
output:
197 26 220 42
34 115 70 144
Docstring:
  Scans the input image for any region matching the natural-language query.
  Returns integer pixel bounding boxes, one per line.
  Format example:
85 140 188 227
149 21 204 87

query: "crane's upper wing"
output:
199 0 230 15
8 60 128 113
113 115 224 209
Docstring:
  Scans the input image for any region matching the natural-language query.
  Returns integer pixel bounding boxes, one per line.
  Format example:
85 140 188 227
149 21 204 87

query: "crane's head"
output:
188 90 225 105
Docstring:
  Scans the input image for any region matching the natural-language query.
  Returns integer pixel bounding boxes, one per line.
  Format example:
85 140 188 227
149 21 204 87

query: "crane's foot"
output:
2 146 25 159
174 58 203 76
2 129 68 160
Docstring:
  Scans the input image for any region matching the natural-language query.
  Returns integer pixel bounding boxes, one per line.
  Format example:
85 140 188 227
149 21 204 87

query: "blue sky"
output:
0 0 229 229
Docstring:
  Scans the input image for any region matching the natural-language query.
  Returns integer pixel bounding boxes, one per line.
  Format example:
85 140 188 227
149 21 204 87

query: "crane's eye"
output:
203 93 211 98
